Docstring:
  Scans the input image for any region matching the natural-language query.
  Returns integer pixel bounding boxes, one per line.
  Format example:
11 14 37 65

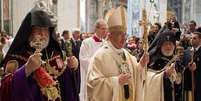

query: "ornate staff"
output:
30 41 61 101
141 7 149 75
141 5 150 101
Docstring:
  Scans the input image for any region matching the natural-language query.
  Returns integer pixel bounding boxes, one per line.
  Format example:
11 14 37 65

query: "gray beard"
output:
162 51 174 57
29 38 49 51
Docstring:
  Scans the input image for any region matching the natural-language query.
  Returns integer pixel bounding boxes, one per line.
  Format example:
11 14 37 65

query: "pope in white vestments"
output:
79 19 108 101
86 6 149 101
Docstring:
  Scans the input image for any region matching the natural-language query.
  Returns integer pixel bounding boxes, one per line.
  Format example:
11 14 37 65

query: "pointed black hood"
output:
148 31 176 64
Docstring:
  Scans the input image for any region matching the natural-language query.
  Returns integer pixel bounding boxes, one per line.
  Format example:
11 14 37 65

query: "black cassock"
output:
194 47 201 101
149 55 184 101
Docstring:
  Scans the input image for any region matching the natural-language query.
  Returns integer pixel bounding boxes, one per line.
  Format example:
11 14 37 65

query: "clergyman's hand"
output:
164 63 175 77
188 62 196 71
25 53 42 77
118 73 131 86
67 56 78 70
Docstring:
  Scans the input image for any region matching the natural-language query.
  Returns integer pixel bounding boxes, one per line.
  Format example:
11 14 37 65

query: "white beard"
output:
30 38 49 51
162 50 174 57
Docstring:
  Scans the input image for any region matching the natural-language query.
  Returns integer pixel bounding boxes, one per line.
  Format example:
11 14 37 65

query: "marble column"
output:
194 0 201 24
12 0 36 35
0 0 4 31
190 0 195 20
97 0 103 18
85 0 89 32
86 0 98 32
182 0 191 23
77 0 80 28
57 0 79 33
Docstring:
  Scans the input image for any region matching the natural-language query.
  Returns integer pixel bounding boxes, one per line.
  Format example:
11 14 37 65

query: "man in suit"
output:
60 28 82 100
70 28 82 100
71 28 82 59
191 28 201 101
60 30 71 54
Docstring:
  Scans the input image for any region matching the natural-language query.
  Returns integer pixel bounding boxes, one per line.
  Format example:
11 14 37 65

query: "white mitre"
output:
107 6 127 33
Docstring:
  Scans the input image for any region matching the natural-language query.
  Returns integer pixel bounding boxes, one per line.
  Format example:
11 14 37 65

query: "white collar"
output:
107 41 124 54
72 38 76 42
195 45 201 51
94 33 102 40
62 37 70 41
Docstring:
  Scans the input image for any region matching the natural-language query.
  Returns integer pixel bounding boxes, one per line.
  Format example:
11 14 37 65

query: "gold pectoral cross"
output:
120 62 131 75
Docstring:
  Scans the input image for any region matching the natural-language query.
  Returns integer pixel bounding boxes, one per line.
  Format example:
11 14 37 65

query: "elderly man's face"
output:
29 26 49 50
109 31 127 49
73 31 80 40
161 41 175 56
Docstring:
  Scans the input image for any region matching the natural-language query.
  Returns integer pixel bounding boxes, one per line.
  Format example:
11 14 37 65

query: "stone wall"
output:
10 0 81 36
57 0 80 34
12 0 36 35
182 0 201 25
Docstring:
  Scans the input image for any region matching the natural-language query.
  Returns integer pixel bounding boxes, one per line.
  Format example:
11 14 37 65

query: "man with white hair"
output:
69 28 82 100
79 19 108 101
71 28 82 58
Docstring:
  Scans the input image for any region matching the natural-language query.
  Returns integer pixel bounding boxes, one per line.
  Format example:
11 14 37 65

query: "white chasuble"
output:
144 70 164 101
87 41 145 101
79 37 104 101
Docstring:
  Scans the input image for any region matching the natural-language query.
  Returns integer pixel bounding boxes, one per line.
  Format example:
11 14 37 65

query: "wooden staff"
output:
141 7 149 101
142 8 148 74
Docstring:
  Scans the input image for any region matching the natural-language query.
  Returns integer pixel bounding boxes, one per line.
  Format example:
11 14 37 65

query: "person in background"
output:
191 29 201 101
148 22 161 45
70 28 82 100
79 18 108 101
125 35 137 55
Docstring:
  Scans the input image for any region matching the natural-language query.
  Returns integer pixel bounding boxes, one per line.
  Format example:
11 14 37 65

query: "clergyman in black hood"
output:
0 9 79 101
148 31 181 101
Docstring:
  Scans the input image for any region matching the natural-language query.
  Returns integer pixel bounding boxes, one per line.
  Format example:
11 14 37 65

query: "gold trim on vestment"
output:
121 6 126 30
109 25 126 33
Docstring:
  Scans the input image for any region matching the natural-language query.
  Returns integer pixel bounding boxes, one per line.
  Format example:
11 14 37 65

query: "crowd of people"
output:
0 5 200 101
